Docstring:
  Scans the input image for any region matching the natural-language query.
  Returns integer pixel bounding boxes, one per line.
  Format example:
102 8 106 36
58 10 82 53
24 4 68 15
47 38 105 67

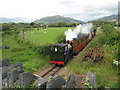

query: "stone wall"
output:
1 59 97 89
1 59 38 88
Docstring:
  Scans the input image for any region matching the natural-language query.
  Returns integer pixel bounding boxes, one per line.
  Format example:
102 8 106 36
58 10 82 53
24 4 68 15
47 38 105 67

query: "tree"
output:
2 23 11 31
48 21 67 27
57 21 67 27
30 22 35 26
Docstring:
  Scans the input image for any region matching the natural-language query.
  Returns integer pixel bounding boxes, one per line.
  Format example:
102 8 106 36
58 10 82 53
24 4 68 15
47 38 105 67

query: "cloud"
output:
0 0 119 21
60 0 75 5
60 0 119 21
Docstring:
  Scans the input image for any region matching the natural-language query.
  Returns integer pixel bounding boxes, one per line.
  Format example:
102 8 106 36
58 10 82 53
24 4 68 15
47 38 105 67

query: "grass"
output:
2 27 69 72
2 34 50 72
61 27 119 88
24 27 68 45
2 26 119 88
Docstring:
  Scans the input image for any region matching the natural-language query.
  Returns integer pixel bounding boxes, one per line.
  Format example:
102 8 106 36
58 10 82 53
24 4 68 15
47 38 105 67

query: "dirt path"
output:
33 64 52 77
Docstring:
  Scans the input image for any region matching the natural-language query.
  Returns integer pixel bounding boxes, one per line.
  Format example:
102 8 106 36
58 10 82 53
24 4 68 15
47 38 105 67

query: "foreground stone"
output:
35 76 52 88
1 59 38 88
19 72 38 88
65 75 76 88
86 71 97 88
46 76 66 89
1 59 97 89
0 59 10 67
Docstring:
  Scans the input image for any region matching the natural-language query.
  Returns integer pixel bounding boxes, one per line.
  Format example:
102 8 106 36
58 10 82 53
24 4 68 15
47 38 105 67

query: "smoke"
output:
65 29 77 41
65 23 94 41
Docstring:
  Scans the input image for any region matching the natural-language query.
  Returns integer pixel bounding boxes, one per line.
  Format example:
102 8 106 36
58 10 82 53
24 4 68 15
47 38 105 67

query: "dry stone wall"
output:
1 59 38 88
1 59 97 89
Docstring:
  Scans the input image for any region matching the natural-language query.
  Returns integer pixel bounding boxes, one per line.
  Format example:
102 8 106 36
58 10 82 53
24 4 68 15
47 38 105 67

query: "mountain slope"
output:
0 17 34 23
34 15 82 24
93 14 118 21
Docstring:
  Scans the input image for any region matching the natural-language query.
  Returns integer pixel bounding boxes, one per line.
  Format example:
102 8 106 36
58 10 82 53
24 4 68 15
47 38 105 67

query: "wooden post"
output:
22 29 24 39
118 2 120 27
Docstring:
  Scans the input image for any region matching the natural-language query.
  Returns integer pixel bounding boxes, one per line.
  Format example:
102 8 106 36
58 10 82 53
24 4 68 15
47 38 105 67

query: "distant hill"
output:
0 17 34 23
34 15 83 24
93 14 118 21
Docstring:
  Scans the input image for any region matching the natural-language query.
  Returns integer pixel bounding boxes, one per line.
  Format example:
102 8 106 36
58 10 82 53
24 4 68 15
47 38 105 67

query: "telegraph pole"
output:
118 1 120 27
22 29 25 39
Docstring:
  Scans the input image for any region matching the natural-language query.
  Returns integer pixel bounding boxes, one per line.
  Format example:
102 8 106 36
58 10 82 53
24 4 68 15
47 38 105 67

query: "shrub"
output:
102 24 114 35
97 24 119 46
97 33 108 46
56 33 66 43
11 47 25 52
2 23 11 31
37 44 51 55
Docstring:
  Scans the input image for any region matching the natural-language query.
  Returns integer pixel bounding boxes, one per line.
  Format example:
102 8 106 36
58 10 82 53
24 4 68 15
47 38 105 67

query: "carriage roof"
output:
73 33 88 40
51 44 67 47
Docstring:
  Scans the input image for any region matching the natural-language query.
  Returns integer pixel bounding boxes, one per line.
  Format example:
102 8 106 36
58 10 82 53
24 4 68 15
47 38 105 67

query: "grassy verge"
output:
61 25 119 88
2 34 50 72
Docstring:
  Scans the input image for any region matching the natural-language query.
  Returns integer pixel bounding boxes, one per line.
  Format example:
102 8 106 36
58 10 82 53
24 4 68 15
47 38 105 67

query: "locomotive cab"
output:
49 44 73 65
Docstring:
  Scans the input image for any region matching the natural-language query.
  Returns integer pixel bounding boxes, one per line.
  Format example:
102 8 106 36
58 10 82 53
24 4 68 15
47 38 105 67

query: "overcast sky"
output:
1 0 119 21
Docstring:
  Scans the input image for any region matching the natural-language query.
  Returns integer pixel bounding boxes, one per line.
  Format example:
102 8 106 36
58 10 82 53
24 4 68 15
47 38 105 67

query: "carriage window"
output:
59 47 63 52
81 37 84 42
85 36 88 39
78 39 82 45
55 47 58 52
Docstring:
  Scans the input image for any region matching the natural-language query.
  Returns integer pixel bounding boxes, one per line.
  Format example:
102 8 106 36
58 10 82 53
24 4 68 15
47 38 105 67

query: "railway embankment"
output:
59 24 119 88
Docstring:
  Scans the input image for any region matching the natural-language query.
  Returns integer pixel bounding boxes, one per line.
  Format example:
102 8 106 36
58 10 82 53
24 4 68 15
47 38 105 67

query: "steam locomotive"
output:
49 28 97 66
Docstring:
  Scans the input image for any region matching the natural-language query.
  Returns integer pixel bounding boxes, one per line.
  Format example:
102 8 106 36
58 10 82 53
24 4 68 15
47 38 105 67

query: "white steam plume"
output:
65 23 94 41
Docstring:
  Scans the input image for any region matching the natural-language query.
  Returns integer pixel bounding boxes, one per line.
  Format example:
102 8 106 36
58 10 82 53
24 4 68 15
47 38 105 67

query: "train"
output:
49 28 97 66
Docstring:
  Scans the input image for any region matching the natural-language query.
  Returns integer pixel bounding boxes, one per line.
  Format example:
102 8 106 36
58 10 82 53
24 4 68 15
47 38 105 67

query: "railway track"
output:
41 65 62 78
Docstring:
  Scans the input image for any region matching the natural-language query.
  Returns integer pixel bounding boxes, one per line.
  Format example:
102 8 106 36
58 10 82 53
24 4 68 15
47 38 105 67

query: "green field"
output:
2 27 68 72
24 27 68 45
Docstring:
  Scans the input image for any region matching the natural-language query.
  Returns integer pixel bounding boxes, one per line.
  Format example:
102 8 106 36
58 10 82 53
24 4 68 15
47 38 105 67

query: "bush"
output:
11 47 25 52
97 33 108 46
37 43 51 55
101 24 119 45
102 24 114 35
56 33 66 43
2 23 11 31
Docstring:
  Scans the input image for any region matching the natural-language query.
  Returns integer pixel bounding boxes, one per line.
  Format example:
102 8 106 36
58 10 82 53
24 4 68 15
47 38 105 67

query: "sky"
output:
0 0 119 21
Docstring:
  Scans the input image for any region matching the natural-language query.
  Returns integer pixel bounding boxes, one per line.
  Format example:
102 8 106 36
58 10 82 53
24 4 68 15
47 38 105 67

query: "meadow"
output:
24 27 68 45
2 27 69 72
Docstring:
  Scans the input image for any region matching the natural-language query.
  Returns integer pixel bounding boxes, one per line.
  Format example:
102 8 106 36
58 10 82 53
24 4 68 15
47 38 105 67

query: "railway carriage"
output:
72 34 89 54
49 28 96 66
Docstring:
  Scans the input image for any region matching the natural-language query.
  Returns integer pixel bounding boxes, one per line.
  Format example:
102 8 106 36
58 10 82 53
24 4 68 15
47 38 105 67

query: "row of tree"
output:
1 21 118 35
90 21 118 27
47 21 78 27
1 22 78 34
30 21 78 27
